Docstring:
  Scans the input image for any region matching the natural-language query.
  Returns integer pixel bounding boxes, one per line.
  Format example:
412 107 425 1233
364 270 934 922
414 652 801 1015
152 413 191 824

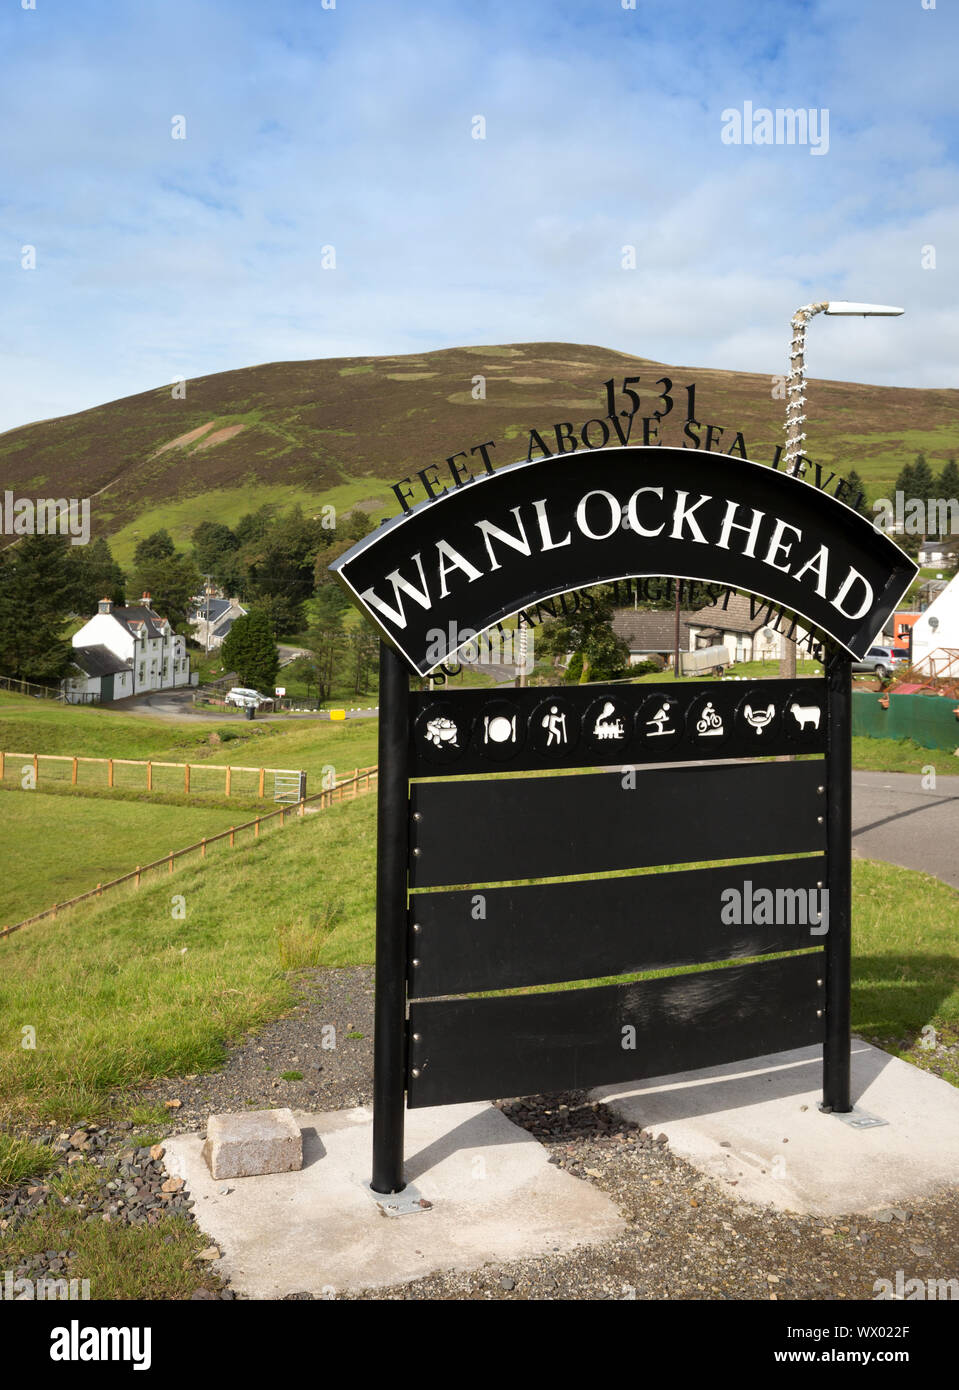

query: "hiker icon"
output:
541 704 568 747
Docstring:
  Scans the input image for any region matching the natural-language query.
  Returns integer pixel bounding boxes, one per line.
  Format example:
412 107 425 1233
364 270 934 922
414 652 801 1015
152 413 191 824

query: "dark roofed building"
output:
612 608 700 666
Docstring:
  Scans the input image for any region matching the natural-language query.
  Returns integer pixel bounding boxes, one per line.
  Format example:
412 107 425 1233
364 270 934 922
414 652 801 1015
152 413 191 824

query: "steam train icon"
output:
592 701 625 740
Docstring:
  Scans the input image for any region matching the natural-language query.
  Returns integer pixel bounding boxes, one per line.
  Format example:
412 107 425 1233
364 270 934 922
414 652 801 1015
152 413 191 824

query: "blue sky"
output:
0 0 956 432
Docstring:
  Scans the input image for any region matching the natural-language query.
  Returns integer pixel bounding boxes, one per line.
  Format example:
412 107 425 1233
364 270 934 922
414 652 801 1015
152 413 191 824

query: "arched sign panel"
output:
331 446 917 674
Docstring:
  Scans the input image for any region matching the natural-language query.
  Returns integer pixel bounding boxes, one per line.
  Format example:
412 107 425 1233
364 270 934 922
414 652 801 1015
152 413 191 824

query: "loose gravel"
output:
5 966 958 1300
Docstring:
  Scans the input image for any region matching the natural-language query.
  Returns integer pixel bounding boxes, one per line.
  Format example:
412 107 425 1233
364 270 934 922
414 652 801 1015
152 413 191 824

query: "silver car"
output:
850 645 907 678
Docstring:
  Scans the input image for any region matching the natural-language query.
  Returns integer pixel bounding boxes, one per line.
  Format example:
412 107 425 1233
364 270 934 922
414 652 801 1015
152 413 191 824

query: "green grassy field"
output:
0 789 244 926
0 796 376 1123
0 691 379 794
629 659 824 684
2 786 957 1125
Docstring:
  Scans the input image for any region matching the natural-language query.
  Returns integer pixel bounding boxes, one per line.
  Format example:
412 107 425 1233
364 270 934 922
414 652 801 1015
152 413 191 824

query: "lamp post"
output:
779 300 904 679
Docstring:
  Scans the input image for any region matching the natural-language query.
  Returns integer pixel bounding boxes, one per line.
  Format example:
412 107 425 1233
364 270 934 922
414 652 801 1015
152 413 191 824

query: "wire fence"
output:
0 765 378 940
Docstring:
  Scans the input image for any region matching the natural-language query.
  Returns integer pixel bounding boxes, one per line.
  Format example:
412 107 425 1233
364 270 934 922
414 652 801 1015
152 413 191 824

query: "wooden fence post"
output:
184 763 190 794
135 866 141 887
108 759 114 788
258 768 265 797
254 817 260 839
201 837 206 858
147 761 152 792
168 851 174 874
33 753 38 783
280 807 285 826
225 766 231 796
352 767 358 798
229 827 235 847
72 756 78 786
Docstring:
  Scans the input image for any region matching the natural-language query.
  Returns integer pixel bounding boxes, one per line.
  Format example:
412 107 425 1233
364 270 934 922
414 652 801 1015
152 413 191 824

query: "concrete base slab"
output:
592 1041 959 1217
163 1102 625 1298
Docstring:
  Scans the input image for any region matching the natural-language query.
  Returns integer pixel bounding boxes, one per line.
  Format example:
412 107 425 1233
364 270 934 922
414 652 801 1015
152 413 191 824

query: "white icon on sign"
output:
695 701 724 737
789 701 821 731
593 701 625 740
743 703 775 735
425 716 459 749
645 703 676 738
484 713 517 745
541 705 568 747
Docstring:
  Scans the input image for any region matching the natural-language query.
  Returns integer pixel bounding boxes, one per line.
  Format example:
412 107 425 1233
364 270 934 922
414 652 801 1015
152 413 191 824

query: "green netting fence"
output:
853 691 959 752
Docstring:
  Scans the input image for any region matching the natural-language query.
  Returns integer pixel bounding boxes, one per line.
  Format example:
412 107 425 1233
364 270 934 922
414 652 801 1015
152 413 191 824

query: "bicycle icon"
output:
695 701 724 737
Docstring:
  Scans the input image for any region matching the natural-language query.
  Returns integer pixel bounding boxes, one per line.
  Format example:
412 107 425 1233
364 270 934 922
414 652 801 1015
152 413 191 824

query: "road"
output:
852 769 959 889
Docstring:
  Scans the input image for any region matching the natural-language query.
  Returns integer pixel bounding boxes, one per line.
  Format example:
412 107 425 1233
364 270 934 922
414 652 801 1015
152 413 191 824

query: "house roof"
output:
70 645 133 679
612 608 700 652
111 604 168 639
685 593 774 635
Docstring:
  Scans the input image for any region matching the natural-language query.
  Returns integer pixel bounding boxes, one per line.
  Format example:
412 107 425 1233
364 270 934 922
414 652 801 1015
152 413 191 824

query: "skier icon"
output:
695 701 724 737
541 704 568 747
645 703 676 737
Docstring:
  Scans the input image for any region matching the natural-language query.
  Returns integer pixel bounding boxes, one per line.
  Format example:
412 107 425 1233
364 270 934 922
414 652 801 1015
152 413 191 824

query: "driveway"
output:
852 768 959 889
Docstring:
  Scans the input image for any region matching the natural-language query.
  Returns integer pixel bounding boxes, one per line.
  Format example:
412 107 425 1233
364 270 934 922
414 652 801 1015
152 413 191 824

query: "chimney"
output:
98 598 112 614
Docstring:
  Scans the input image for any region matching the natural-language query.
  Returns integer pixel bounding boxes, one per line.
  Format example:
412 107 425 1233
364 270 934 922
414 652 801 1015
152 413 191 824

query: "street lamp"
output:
779 299 904 678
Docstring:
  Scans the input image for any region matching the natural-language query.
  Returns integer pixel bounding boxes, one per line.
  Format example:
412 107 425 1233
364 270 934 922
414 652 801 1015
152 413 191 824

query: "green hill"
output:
2 343 956 566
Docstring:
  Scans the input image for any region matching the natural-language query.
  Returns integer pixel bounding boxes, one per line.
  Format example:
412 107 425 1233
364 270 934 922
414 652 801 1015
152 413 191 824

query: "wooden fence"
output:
0 673 68 701
0 765 377 940
0 750 304 799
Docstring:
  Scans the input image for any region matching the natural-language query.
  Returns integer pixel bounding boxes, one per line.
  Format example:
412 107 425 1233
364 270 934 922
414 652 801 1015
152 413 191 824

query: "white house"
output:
917 539 958 569
911 573 959 675
684 594 812 665
63 594 196 704
189 592 247 651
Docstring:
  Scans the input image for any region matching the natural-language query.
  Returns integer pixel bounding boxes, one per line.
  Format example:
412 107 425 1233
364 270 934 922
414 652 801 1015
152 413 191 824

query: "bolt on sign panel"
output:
407 954 825 1110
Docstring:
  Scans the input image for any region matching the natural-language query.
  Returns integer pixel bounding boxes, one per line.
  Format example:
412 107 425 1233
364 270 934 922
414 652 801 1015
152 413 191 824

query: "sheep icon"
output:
789 702 821 732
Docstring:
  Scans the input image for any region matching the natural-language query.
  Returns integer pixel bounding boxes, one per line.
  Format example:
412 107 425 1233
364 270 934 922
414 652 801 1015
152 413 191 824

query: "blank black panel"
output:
408 856 826 997
406 952 825 1108
409 759 825 888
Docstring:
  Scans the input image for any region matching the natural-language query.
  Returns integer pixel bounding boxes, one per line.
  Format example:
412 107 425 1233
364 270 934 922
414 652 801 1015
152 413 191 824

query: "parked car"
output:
224 687 274 710
850 646 908 678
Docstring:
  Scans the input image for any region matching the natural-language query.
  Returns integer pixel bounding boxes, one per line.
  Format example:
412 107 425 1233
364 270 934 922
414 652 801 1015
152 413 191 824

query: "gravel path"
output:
7 966 958 1300
136 966 376 1135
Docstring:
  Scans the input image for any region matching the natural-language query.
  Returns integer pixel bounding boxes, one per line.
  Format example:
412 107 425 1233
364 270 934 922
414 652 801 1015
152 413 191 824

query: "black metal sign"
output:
332 442 914 1196
331 445 917 672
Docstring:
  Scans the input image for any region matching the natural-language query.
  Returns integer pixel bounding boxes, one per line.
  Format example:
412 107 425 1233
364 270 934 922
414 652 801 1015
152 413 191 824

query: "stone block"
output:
202 1109 302 1180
